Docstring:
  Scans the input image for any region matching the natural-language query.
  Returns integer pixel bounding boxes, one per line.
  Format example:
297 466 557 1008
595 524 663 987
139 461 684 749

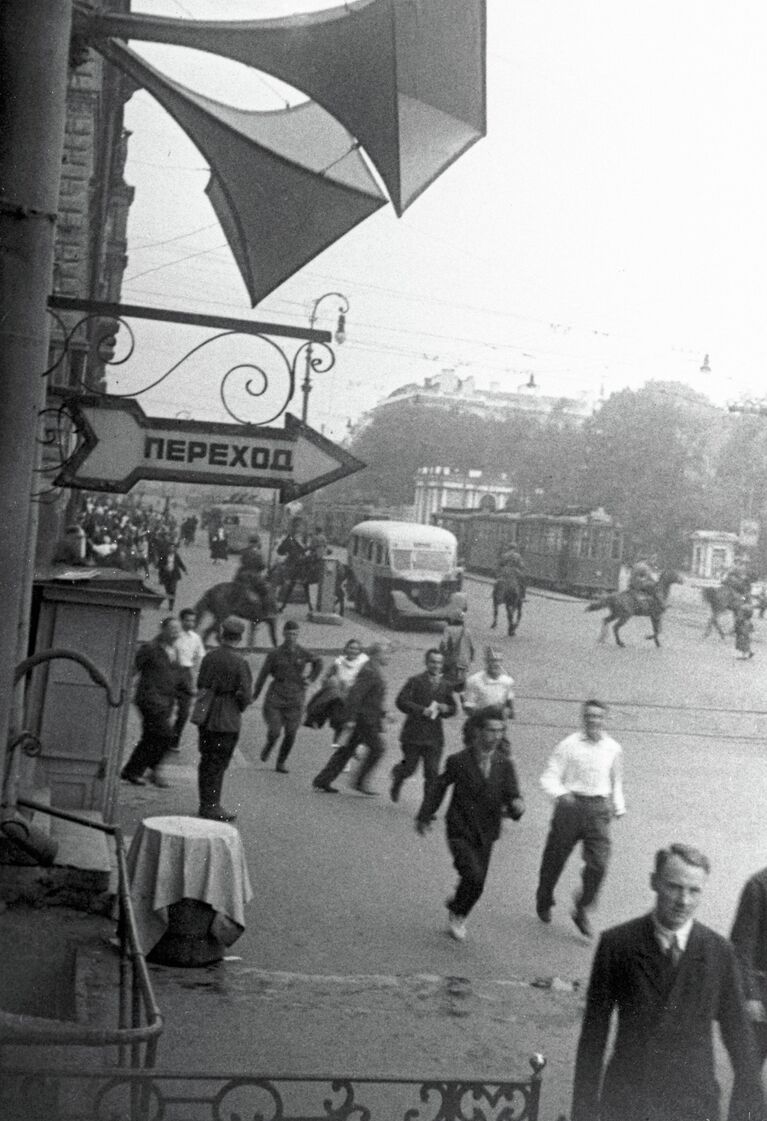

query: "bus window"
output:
392 549 411 570
413 550 450 572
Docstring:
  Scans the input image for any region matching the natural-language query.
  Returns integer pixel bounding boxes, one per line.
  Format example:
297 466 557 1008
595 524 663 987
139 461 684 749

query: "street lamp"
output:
301 292 349 424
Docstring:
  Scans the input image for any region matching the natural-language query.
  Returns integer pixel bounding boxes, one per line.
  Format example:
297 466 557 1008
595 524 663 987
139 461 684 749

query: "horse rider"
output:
628 560 658 606
497 545 526 598
722 559 752 600
239 533 264 571
231 550 278 646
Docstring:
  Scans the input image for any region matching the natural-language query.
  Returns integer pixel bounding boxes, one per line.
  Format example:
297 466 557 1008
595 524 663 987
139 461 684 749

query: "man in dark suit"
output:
391 649 457 803
572 843 764 1121
415 706 525 942
731 865 767 1064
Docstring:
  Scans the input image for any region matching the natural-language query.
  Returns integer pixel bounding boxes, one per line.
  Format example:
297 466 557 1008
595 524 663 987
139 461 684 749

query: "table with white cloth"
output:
126 815 253 965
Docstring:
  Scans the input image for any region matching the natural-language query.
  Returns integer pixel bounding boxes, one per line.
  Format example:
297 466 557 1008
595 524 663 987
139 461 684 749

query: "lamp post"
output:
301 292 349 424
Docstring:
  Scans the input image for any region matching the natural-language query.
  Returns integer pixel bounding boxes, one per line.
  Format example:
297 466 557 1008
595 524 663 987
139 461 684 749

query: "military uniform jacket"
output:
572 914 764 1121
417 747 523 846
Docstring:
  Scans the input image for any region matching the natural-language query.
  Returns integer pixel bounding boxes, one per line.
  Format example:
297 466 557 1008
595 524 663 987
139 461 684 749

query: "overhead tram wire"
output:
513 721 767 744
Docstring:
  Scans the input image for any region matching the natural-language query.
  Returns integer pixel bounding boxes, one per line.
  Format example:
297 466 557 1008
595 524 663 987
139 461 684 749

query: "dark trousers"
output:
262 698 303 766
173 669 194 743
313 722 385 790
536 795 612 911
448 834 494 918
391 741 442 798
122 706 175 778
198 730 238 811
279 575 314 611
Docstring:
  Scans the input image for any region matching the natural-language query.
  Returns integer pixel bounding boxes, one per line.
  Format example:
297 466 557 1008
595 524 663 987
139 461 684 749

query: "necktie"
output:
667 934 682 968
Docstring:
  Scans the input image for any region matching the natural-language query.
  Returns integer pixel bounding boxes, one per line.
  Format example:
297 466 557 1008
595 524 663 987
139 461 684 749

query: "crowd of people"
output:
111 527 767 1121
52 496 186 600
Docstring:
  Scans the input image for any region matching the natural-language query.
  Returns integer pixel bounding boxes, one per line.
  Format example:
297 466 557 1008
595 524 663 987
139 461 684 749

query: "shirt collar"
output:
652 913 694 951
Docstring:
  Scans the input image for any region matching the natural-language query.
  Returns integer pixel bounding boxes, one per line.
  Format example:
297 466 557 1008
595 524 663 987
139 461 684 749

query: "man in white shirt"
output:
462 648 514 718
535 699 624 937
171 607 206 750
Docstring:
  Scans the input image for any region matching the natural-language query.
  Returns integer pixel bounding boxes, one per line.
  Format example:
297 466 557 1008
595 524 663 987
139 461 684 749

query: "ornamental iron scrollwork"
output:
43 297 333 429
0 1062 547 1121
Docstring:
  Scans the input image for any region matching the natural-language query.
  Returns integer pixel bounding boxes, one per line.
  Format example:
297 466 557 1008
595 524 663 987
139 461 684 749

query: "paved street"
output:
106 541 767 1119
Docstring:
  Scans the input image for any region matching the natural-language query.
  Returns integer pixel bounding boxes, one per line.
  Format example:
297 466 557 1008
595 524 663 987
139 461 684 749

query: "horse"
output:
491 572 524 636
701 583 750 640
585 569 682 647
194 582 277 647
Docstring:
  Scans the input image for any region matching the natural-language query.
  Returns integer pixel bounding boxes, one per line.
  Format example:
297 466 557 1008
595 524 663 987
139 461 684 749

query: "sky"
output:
109 0 767 438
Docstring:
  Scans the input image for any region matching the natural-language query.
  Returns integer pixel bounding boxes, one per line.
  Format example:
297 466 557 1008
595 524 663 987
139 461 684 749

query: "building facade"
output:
413 466 516 524
353 369 595 438
39 1 135 560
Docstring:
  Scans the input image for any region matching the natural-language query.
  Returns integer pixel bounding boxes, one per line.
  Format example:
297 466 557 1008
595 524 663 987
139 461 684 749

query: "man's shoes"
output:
571 906 593 938
260 744 272 762
121 771 146 786
447 911 467 942
313 782 339 793
199 805 237 823
275 765 289 774
390 774 403 803
536 903 553 924
353 783 378 795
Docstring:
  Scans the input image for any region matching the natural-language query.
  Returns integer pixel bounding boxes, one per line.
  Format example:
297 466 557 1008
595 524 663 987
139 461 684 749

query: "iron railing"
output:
0 798 163 1068
0 1059 548 1121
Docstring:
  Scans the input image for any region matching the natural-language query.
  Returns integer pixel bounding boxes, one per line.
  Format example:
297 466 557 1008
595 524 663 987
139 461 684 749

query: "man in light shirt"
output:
535 699 624 937
462 648 515 719
171 607 206 750
572 844 764 1121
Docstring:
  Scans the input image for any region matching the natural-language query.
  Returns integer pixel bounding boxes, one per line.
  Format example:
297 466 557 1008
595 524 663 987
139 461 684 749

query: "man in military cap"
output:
194 615 253 822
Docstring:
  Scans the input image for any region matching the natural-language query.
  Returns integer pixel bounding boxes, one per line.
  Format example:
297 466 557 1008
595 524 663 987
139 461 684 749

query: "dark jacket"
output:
343 661 387 731
731 867 767 1005
253 643 323 705
276 533 307 575
196 645 252 734
572 913 764 1121
417 747 523 846
395 671 457 748
134 638 179 715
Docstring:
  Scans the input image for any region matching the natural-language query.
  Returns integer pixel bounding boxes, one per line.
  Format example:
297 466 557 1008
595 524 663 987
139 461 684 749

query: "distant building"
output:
352 368 595 437
689 530 739 579
414 467 517 524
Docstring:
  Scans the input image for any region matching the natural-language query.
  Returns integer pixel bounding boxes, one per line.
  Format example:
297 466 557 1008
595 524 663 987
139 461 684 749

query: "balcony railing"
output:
0 1059 548 1121
0 798 163 1069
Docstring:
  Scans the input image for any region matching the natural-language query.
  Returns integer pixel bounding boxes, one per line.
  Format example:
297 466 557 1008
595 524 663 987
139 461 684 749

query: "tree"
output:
577 382 720 563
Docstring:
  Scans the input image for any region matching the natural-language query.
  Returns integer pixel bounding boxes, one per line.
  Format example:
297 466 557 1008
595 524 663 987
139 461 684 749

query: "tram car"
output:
434 507 624 597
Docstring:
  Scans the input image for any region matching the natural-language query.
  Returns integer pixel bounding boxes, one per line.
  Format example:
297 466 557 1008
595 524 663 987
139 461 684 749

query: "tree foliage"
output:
323 381 767 564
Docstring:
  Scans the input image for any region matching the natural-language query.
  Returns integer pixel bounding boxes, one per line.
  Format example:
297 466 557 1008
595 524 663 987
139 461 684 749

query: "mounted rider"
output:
628 559 659 610
232 543 273 618
722 558 752 600
497 544 526 599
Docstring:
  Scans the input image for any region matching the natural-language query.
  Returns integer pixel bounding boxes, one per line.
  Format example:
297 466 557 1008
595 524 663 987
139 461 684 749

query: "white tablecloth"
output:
126 815 253 954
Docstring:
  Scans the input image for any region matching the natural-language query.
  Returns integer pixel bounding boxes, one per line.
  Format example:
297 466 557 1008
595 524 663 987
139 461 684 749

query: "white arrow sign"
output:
51 393 365 498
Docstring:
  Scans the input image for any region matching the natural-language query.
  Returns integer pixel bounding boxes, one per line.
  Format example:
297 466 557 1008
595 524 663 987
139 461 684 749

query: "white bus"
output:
209 503 262 554
347 521 466 628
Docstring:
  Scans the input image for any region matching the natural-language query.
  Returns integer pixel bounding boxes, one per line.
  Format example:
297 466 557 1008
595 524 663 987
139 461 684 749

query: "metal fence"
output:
0 1060 548 1121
